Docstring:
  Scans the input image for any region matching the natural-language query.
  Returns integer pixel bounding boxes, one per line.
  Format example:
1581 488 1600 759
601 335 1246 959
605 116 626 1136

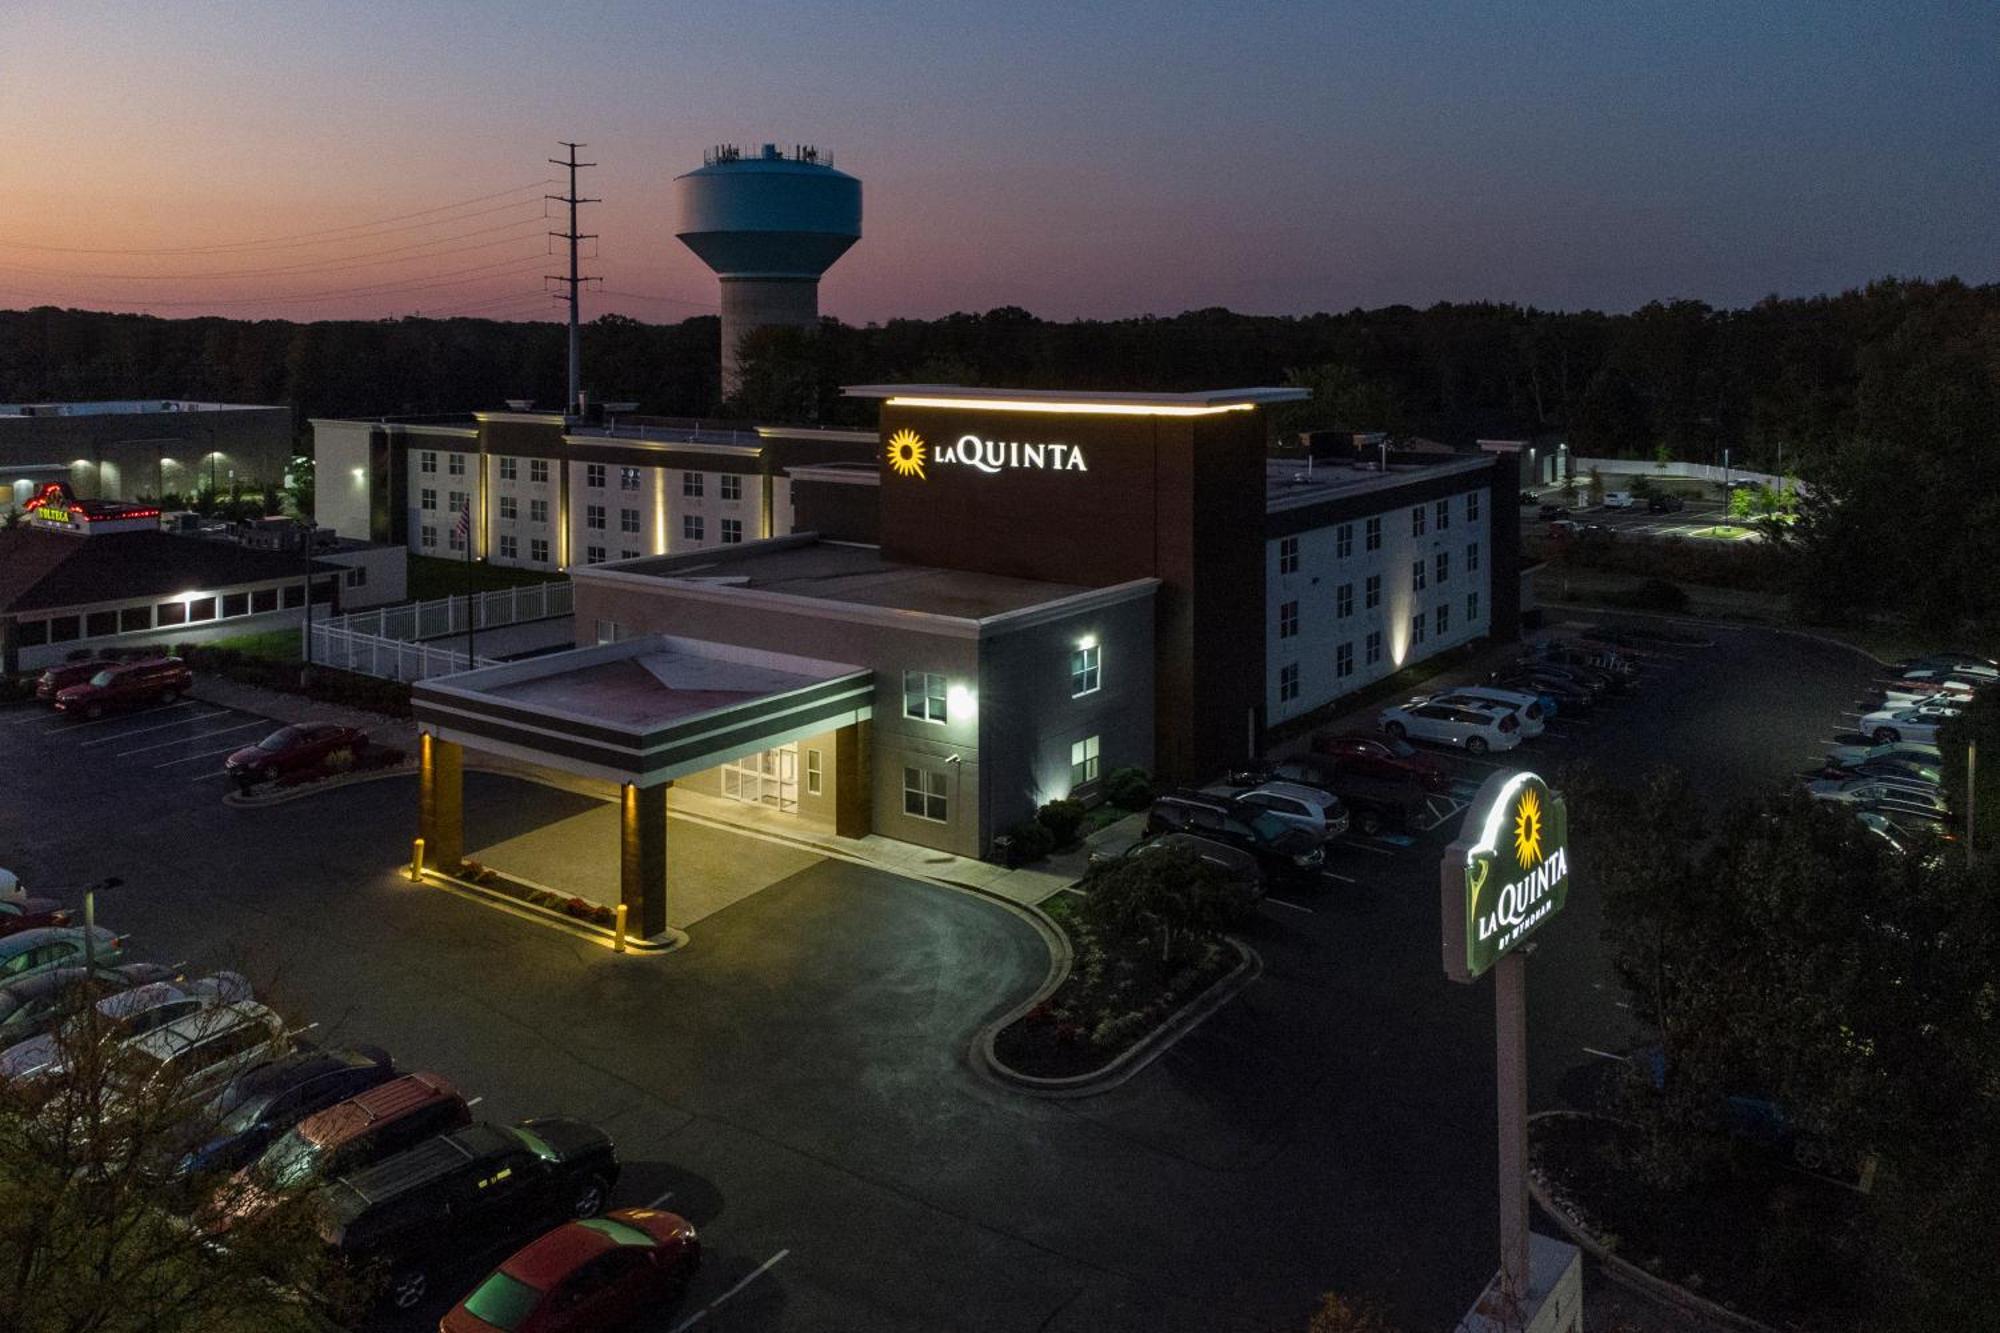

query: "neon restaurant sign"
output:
1441 770 1571 983
886 429 1088 480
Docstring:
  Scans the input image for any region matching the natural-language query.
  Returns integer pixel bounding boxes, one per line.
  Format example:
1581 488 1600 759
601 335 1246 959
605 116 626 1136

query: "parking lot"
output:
0 617 1884 1331
1519 487 1744 541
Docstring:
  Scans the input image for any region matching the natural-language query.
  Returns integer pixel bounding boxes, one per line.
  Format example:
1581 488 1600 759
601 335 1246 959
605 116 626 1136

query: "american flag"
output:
452 502 471 545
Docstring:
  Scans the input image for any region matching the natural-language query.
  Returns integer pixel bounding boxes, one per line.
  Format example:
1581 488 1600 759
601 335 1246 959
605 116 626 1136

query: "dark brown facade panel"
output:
788 476 881 542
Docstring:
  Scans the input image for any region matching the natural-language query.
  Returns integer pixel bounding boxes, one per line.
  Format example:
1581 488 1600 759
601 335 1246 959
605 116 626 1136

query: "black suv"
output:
1144 791 1325 880
320 1116 618 1310
1645 493 1685 514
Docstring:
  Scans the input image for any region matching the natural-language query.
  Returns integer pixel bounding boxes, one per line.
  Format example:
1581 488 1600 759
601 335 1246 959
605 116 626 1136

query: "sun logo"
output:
1513 786 1545 868
887 429 927 479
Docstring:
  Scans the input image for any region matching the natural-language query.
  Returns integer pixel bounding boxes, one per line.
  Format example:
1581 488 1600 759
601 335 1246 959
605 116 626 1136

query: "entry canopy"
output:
413 635 872 788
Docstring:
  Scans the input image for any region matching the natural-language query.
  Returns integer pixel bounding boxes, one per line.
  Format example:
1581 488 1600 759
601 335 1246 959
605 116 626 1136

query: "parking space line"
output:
43 701 200 735
189 770 231 782
1582 1047 1630 1062
670 1249 790 1333
1344 840 1397 856
1265 897 1314 913
115 721 265 757
646 1189 676 1209
1319 869 1357 884
76 708 225 745
153 744 252 769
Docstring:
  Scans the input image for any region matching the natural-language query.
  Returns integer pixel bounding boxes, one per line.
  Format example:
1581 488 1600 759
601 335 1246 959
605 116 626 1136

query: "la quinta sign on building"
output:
1441 769 1571 983
886 428 1088 481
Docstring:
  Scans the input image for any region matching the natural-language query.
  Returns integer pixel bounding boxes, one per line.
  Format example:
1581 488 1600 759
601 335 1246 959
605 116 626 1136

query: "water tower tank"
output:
674 143 862 397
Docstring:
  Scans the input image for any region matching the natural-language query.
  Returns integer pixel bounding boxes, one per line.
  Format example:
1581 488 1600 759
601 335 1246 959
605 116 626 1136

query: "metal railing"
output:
310 625 498 681
324 581 572 643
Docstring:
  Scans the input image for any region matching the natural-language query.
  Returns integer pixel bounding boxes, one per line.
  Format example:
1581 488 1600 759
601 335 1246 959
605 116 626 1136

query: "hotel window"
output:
903 670 948 723
1366 630 1382 665
15 620 47 646
447 453 465 476
48 615 80 643
420 488 436 511
1412 560 1426 592
1435 551 1449 584
1336 641 1355 679
1335 523 1353 559
1467 542 1480 572
1278 536 1299 575
498 535 518 560
1467 591 1480 622
595 619 623 644
448 525 465 553
903 766 949 823
620 549 639 561
585 504 605 530
1279 600 1299 639
498 496 517 521
220 592 247 619
420 525 438 549
529 459 549 484
585 463 606 489
498 457 517 482
1071 735 1101 788
806 749 823 795
586 546 606 565
119 606 152 633
620 508 640 534
682 471 704 498
530 538 549 563
1412 505 1427 537
251 588 277 613
1365 517 1382 550
1436 603 1450 636
619 466 641 491
1435 499 1450 531
682 515 704 542
720 518 743 544
156 601 188 627
1365 574 1381 609
419 451 437 474
720 474 743 502
1070 643 1101 696
187 597 217 623
1336 582 1354 619
448 490 467 515
1412 612 1426 646
1466 490 1481 522
343 567 367 589
529 498 549 525
282 585 304 609
85 610 118 638
1279 662 1300 702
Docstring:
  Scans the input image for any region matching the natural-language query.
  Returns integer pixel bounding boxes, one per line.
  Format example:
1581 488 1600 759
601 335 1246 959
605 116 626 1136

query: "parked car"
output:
103 999 289 1112
1895 652 1998 682
1573 522 1617 542
34 658 119 703
1645 493 1686 514
0 892 71 938
53 657 192 719
1144 791 1325 880
1529 640 1639 684
1868 677 1982 709
1859 702 1960 746
441 1208 702 1333
1504 659 1615 697
1430 685 1549 733
1537 503 1570 521
1309 731 1452 792
1893 665 1993 692
1104 833 1266 918
1600 491 1635 509
1232 780 1350 842
1823 739 1941 772
179 1045 397 1177
320 1117 620 1311
1518 490 1538 506
1489 667 1597 712
1806 777 1951 822
0 926 126 986
0 970 253 1086
224 722 370 787
1377 701 1523 756
0 962 180 1051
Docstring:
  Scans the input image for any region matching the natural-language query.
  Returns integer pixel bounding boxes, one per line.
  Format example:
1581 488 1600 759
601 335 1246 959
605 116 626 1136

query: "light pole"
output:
80 875 123 974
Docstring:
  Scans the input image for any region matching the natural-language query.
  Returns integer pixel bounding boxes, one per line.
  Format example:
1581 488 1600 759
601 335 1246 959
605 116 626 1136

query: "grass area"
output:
406 555 569 602
201 629 302 662
1685 524 1760 541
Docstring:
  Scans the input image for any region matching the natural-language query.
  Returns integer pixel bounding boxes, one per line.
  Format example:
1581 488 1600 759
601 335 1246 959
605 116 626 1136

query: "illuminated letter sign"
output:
884 429 1087 479
24 481 77 526
1440 770 1570 983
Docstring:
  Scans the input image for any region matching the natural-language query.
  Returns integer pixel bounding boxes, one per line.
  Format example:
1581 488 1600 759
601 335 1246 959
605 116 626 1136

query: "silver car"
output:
1232 780 1351 842
0 971 253 1084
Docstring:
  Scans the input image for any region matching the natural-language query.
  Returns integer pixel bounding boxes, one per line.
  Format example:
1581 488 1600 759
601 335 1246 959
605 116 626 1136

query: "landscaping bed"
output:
453 860 619 929
1532 1113 1868 1331
992 891 1238 1080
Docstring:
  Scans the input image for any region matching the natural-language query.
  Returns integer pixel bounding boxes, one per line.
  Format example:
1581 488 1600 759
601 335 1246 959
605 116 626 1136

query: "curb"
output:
1527 1110 1781 1333
418 868 688 954
972 930 1263 1100
222 763 414 807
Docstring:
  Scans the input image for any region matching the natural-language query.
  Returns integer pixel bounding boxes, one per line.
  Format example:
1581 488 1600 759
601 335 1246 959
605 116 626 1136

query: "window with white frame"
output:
1070 735 1101 788
419 451 437 474
1366 630 1382 664
1435 499 1450 531
1365 574 1381 609
1467 591 1480 621
1436 603 1450 635
498 535 518 559
1466 490 1481 522
1337 582 1354 618
1335 523 1353 559
498 457 517 481
447 453 465 476
1412 505 1427 537
529 459 550 484
585 463 606 489
1467 541 1480 572
498 495 517 521
1278 536 1299 575
1279 662 1300 702
448 491 467 515
720 518 742 544
682 471 704 498
620 549 639 561
1435 550 1449 584
530 538 549 563
420 488 437 511
448 524 465 552
1336 642 1354 679
1413 559 1426 592
903 671 947 723
806 748 822 795
585 504 605 530
420 525 437 549
586 546 606 565
903 766 948 822
529 498 549 524
1070 643 1100 696
595 619 623 644
1279 599 1299 639
619 467 641 491
1412 612 1426 645
620 508 640 534
1365 516 1382 550
682 514 704 542
720 474 743 502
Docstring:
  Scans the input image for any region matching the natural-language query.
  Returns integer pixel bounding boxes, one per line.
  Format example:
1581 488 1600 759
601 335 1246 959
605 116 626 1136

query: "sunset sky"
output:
2 1 1994 326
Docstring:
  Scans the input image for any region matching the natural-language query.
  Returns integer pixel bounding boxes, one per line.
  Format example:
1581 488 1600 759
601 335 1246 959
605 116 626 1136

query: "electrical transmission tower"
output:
547 142 600 418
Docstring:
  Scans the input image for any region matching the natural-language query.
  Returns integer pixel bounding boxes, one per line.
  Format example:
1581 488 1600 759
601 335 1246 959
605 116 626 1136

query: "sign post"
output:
1442 769 1582 1331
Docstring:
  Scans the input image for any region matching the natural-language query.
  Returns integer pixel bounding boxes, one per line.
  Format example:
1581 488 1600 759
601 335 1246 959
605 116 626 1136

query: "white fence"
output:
1570 457 1807 495
311 625 497 681
308 581 570 682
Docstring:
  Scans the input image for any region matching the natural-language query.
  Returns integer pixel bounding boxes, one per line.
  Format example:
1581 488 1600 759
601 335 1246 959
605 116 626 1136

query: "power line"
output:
599 287 719 310
0 217 552 282
0 253 553 311
0 180 559 256
547 142 600 416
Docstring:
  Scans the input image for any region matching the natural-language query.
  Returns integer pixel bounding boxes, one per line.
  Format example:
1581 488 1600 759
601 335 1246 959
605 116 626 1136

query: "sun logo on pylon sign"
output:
887 429 927 479
1513 785 1545 868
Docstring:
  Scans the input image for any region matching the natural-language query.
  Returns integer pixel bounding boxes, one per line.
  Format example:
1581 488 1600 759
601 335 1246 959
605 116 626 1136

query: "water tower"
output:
674 143 862 398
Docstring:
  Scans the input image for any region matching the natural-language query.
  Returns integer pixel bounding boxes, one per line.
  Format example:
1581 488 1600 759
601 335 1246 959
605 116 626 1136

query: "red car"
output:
35 658 119 703
440 1208 700 1333
53 658 192 718
224 722 369 786
1309 731 1452 793
0 895 70 938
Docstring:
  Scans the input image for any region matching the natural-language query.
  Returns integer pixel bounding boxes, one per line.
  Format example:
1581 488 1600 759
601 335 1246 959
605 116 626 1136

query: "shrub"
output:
1036 798 1087 846
1089 1011 1150 1051
1005 818 1056 863
1624 578 1691 613
1103 766 1154 809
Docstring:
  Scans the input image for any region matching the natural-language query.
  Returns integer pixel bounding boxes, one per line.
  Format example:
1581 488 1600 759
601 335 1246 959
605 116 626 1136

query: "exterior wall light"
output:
947 683 976 720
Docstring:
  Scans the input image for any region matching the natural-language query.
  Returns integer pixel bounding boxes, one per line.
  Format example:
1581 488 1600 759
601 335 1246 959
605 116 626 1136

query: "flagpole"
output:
462 502 476 668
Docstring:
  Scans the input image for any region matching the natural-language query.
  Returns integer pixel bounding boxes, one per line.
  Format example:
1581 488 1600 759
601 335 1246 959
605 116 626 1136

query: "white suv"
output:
1430 687 1546 737
1379 701 1524 755
1232 781 1350 843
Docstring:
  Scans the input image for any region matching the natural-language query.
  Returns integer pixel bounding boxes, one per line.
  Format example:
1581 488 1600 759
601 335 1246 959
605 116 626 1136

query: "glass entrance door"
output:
720 744 799 814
